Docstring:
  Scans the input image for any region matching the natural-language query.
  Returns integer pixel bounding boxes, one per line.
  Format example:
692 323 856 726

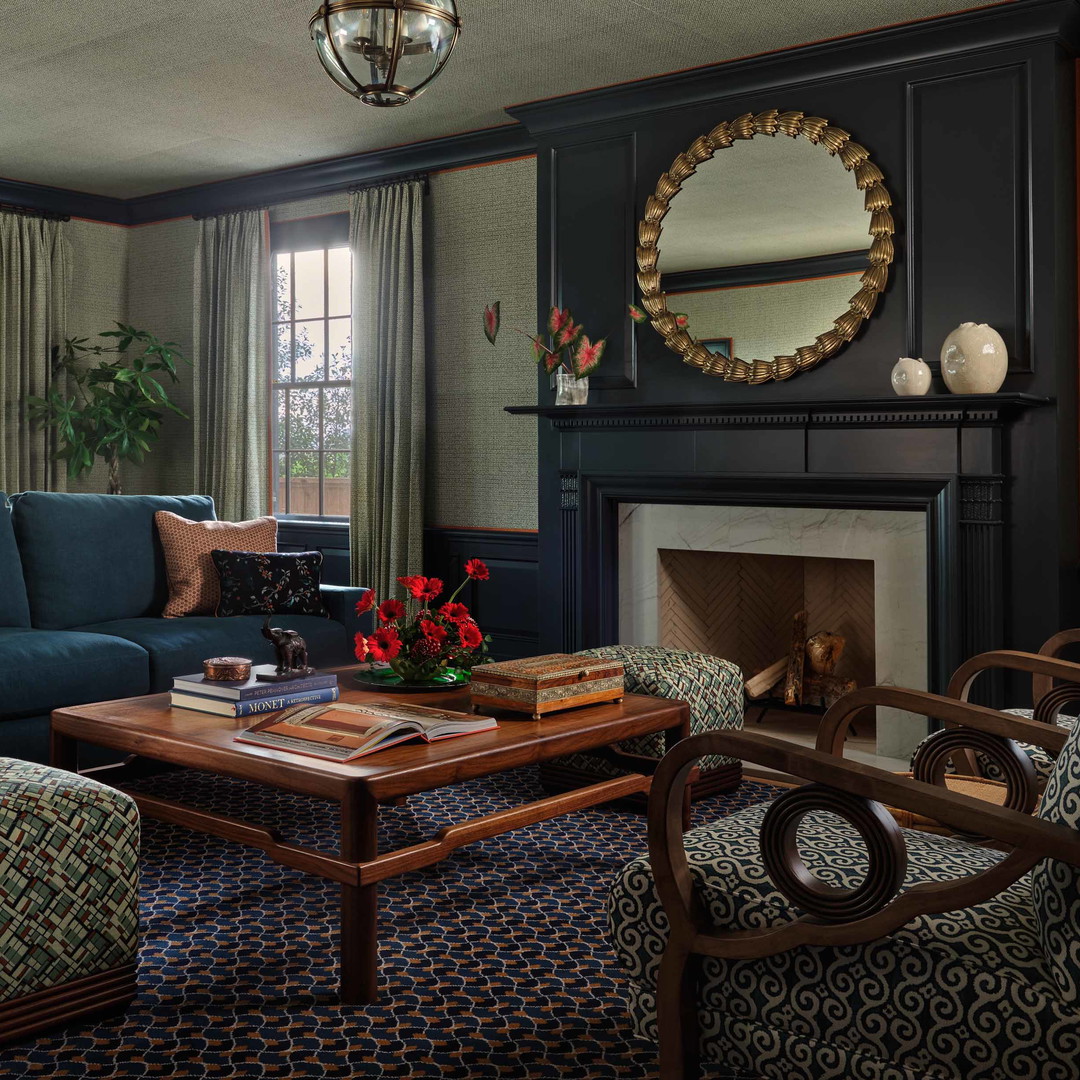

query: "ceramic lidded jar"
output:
890 357 932 396
940 322 1008 395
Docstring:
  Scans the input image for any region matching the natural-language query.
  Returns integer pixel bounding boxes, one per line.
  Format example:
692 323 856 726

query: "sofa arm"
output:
321 584 375 644
0 759 140 1002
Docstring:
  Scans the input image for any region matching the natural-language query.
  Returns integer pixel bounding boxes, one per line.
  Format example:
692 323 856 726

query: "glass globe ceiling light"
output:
310 0 461 107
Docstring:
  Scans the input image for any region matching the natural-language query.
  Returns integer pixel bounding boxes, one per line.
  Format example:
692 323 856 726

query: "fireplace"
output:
508 393 1054 770
618 502 927 764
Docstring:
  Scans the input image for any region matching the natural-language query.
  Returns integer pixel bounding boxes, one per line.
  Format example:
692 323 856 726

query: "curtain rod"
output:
0 202 70 222
192 172 429 221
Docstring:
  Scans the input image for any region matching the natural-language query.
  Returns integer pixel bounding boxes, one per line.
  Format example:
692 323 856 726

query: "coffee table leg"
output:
340 789 379 1005
50 727 78 773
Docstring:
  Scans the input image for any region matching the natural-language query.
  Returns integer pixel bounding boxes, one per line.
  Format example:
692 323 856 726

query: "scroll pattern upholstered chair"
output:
908 629 1080 787
0 759 140 1042
539 646 745 799
608 684 1080 1080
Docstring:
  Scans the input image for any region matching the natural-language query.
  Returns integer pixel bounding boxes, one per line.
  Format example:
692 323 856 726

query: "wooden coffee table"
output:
50 681 689 1004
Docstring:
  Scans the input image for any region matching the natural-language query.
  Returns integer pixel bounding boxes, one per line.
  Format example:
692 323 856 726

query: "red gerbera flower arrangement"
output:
353 561 492 683
483 303 608 380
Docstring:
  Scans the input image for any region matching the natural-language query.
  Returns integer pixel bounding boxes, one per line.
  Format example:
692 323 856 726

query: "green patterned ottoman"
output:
0 758 140 1042
538 646 745 799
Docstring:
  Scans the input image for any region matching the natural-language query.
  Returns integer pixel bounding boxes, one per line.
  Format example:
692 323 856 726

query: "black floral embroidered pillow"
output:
210 550 329 618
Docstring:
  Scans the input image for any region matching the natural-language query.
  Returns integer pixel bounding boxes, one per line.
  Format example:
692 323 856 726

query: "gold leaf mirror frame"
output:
636 109 895 384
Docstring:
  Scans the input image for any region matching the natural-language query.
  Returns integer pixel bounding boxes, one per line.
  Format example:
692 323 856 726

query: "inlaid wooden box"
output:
469 653 625 719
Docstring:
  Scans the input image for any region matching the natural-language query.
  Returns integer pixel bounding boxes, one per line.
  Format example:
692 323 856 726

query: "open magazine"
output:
235 699 498 762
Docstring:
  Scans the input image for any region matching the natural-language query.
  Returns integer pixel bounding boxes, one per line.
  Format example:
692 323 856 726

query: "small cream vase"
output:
890 357 932 396
940 322 1008 394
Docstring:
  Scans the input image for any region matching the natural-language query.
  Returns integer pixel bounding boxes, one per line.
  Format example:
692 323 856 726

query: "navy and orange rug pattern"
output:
0 768 776 1078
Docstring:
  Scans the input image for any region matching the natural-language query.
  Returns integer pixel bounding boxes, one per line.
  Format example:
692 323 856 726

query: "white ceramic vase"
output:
890 357 932 396
940 322 1008 395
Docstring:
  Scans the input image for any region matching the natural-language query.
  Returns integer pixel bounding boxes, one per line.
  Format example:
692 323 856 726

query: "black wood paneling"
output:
908 64 1031 371
424 528 539 661
551 134 637 389
277 520 351 586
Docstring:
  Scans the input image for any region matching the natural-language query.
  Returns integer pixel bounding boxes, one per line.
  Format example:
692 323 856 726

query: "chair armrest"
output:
647 726 1080 962
320 584 375 642
1033 628 1080 702
816 683 1069 758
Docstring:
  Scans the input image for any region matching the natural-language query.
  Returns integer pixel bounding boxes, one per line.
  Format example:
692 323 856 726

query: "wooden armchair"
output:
905 630 1080 787
608 686 1080 1080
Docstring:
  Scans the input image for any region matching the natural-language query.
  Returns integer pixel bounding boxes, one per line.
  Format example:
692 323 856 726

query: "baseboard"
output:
537 760 742 807
0 963 137 1044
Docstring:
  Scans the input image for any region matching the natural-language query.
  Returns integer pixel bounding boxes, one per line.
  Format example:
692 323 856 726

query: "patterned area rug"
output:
0 768 777 1078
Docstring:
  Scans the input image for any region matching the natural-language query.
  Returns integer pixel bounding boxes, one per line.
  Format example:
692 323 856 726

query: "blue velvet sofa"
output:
0 491 368 763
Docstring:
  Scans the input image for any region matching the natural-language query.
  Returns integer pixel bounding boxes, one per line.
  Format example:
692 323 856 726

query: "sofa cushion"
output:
11 492 215 629
0 494 30 628
0 627 149 719
155 511 277 618
73 615 351 691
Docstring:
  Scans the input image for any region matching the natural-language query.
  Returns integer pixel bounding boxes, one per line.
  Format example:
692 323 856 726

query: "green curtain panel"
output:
193 210 269 521
0 212 69 492
349 180 426 596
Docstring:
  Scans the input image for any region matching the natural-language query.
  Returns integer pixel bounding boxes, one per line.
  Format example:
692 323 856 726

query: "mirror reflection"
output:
657 136 871 365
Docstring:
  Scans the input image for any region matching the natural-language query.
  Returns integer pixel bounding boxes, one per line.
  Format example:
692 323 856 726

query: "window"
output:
271 214 352 519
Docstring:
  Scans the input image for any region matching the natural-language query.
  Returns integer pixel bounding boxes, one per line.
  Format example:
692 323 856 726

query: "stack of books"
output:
170 666 339 717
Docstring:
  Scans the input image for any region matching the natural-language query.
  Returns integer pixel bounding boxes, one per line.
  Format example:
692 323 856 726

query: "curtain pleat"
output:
0 212 68 492
193 210 269 521
349 180 426 595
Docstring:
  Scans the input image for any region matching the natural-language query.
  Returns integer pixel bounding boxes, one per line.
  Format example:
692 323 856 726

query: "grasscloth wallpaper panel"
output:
425 156 538 529
65 219 128 494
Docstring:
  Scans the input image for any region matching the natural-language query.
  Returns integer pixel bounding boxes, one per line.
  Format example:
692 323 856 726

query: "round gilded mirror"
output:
636 110 894 383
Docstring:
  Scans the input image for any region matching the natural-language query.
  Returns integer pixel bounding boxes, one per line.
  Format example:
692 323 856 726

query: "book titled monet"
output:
235 699 498 762
170 685 339 717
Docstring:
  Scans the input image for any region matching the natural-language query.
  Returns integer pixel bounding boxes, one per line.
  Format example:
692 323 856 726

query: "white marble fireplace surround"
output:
618 503 929 763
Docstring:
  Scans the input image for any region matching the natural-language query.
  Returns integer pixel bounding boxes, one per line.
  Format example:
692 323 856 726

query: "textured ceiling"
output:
0 0 998 198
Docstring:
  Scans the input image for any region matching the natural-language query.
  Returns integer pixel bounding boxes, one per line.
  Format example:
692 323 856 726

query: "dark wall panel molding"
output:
423 527 539 661
547 132 637 389
906 61 1032 372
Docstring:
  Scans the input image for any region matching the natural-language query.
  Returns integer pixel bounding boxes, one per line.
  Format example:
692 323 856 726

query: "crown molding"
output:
507 0 1080 135
0 123 535 227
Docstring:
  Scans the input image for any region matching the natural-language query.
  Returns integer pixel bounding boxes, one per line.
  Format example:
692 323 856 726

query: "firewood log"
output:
745 657 789 699
784 610 808 706
803 674 857 707
806 631 846 675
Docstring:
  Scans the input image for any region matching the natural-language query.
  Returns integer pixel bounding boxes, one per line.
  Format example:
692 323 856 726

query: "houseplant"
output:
352 558 492 688
27 322 189 494
484 302 606 404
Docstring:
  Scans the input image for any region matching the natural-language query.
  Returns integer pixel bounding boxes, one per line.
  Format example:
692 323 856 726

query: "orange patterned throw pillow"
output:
155 511 278 618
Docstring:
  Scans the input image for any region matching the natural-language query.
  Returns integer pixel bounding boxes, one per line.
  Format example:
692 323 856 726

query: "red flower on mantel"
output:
377 598 405 623
574 335 606 378
485 302 607 382
365 626 403 662
464 558 489 581
354 588 376 616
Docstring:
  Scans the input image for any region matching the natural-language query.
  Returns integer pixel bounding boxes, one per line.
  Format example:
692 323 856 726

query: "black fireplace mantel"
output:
506 393 1049 430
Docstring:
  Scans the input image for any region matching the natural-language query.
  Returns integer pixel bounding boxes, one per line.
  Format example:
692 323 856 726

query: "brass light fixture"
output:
310 0 461 108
